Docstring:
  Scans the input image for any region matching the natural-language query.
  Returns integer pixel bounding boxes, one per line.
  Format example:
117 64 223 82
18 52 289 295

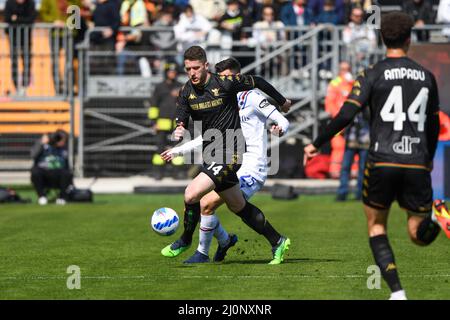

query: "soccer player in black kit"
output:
304 12 450 299
161 46 292 264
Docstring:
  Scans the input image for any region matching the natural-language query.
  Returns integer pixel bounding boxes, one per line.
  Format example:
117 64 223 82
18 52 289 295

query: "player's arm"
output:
222 74 291 110
426 75 440 162
173 86 190 141
250 91 290 136
304 69 372 159
161 136 203 162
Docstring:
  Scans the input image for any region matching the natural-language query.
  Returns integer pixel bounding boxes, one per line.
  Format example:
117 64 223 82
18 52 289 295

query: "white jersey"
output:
237 89 279 183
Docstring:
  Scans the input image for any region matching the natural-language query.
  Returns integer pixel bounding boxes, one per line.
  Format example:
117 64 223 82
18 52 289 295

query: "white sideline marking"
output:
2 274 450 281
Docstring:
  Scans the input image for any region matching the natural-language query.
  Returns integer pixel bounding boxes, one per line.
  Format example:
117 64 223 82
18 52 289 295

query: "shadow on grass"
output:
176 258 343 266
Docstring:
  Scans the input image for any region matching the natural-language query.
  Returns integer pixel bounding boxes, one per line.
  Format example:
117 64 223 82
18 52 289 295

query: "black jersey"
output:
175 73 258 163
346 57 440 166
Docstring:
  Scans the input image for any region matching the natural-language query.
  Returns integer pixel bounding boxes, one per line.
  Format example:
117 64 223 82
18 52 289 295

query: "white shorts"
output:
237 165 267 200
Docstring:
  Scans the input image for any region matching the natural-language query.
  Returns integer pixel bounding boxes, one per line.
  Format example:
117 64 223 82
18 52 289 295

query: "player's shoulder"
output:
179 81 192 97
376 56 437 83
238 89 265 107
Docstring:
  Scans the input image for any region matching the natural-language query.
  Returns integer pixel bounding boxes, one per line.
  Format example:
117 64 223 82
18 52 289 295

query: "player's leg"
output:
407 213 440 246
184 191 228 263
161 172 216 257
219 184 290 264
400 169 442 245
365 205 406 300
363 163 405 299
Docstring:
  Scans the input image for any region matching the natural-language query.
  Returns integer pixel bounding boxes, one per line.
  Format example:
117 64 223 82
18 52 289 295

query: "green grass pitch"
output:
1 191 449 300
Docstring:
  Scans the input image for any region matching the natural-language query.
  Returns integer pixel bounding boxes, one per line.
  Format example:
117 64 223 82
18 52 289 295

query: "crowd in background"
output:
2 0 449 81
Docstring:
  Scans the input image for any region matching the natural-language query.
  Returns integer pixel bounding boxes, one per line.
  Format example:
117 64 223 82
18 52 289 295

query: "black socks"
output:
369 234 402 293
180 202 201 244
236 201 281 247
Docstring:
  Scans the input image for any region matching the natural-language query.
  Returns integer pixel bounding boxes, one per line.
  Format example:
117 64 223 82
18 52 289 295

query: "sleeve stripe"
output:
266 108 277 119
346 99 362 108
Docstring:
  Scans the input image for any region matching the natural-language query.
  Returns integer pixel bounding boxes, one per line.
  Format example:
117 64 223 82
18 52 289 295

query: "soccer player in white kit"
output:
161 58 290 263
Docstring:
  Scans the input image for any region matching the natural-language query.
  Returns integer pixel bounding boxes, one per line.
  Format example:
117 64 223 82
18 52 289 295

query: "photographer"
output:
30 130 73 205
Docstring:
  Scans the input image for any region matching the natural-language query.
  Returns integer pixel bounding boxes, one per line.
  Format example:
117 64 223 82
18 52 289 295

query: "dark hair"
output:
183 46 207 63
49 129 68 146
215 57 241 73
381 12 414 49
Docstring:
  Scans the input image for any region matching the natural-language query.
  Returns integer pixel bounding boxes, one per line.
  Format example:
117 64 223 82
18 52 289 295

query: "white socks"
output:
197 213 229 256
197 214 219 256
389 290 407 300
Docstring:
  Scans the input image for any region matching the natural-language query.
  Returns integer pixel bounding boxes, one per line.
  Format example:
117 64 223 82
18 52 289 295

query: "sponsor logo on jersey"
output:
259 99 270 109
212 88 220 97
189 93 197 100
191 98 224 110
384 68 426 81
392 136 420 155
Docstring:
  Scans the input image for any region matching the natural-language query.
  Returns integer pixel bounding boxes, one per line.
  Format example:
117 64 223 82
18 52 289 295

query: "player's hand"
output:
161 149 175 162
270 125 284 137
172 122 185 142
281 99 292 113
303 144 319 165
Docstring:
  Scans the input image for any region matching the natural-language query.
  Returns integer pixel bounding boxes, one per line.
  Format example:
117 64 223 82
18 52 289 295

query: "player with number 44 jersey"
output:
304 12 449 300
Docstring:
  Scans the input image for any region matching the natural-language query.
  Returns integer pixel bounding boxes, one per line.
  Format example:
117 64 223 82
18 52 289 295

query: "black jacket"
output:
90 0 121 45
4 0 37 35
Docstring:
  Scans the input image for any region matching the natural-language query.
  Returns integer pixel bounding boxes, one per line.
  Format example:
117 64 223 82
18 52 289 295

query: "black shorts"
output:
362 162 432 215
200 154 241 193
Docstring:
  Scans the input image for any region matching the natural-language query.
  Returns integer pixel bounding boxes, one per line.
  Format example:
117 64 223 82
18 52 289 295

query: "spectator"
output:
402 0 434 42
218 0 251 41
31 130 73 205
90 0 121 75
252 6 286 76
174 5 212 55
252 6 286 46
116 0 150 75
148 63 184 179
343 0 373 24
314 0 340 25
342 7 376 71
336 111 370 201
150 7 178 69
436 0 450 39
308 0 345 25
190 0 227 22
40 0 81 95
277 0 297 26
293 0 312 26
4 0 37 96
324 61 354 179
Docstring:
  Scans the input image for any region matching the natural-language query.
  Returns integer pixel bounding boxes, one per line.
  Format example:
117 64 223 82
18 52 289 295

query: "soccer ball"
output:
151 207 179 236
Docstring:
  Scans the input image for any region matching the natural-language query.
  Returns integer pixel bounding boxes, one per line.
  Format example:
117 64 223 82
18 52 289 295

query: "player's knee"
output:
201 200 215 215
184 189 201 205
226 199 245 214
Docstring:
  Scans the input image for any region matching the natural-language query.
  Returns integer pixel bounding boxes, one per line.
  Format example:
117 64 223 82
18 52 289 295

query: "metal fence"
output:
0 22 448 176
